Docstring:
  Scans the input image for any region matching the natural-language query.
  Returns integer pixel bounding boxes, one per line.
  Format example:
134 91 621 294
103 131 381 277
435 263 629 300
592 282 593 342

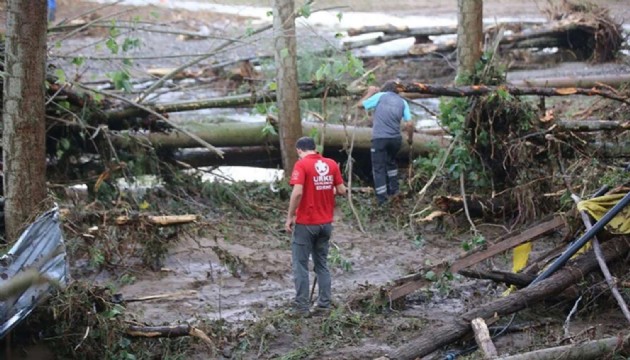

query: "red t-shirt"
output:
289 153 344 225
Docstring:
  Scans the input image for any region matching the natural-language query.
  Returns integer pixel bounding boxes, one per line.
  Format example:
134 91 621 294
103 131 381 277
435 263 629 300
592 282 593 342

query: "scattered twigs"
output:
343 113 366 234
124 290 198 303
563 295 582 339
460 172 479 234
76 82 225 157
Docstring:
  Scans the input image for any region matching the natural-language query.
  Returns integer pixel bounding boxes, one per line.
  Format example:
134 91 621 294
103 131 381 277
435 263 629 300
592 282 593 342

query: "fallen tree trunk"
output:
173 146 282 169
553 120 630 132
498 333 630 360
387 236 630 360
398 83 629 104
102 85 361 125
509 73 630 89
112 122 450 155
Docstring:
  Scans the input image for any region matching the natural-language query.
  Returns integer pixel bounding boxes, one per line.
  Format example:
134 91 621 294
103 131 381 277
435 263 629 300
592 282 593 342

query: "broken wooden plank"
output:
452 216 566 273
115 214 198 226
472 317 498 359
384 216 565 303
124 290 198 303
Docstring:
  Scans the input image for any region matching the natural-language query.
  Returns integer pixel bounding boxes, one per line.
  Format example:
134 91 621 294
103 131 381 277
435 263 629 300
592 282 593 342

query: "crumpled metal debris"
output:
0 206 69 338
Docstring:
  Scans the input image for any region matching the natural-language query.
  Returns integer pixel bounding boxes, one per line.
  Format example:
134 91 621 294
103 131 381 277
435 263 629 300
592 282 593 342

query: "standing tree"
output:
3 0 49 241
273 0 302 176
456 0 483 83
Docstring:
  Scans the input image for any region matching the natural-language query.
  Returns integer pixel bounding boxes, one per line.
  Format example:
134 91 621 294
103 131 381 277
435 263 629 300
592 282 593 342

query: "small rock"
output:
264 324 277 336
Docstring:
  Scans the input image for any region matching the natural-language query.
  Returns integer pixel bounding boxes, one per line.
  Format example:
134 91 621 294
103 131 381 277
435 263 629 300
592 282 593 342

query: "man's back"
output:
290 154 343 225
364 92 408 139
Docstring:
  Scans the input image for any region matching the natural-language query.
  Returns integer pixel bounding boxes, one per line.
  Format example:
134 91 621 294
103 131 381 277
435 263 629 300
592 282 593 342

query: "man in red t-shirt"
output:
285 137 346 316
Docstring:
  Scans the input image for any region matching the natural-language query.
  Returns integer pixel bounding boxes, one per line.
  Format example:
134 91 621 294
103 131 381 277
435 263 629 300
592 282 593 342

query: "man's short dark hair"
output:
296 136 316 151
380 80 400 93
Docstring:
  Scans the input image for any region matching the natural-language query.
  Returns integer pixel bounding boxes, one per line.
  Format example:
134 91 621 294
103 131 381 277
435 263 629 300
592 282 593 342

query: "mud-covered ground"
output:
4 0 630 359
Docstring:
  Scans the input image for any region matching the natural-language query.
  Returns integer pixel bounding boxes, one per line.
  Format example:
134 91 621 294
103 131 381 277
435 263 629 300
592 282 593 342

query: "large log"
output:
102 84 362 125
112 122 450 155
387 236 630 360
397 83 629 104
509 74 630 89
498 333 630 360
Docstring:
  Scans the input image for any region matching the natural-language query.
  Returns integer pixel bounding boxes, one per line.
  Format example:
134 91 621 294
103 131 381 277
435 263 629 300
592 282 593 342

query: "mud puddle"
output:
119 215 455 326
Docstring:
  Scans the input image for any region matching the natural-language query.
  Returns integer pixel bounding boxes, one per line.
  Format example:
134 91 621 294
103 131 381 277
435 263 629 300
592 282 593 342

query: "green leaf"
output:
268 81 277 91
122 37 140 52
336 12 343 21
111 71 132 92
109 23 120 37
71 56 85 66
280 48 289 59
60 137 71 150
261 123 277 136
334 32 344 39
298 4 311 18
425 270 437 281
266 10 273 17
106 37 119 54
54 68 66 84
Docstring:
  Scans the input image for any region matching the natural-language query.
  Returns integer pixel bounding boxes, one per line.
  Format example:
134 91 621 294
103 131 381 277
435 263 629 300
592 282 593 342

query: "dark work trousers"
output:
371 137 402 204
291 223 332 312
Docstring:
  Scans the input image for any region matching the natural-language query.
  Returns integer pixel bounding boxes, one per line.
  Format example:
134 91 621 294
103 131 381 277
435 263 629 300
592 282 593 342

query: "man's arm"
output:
356 86 379 108
335 183 347 196
285 184 303 233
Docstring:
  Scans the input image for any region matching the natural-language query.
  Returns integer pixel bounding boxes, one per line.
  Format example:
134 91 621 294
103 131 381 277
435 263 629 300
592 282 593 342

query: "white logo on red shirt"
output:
315 160 329 176
313 160 333 190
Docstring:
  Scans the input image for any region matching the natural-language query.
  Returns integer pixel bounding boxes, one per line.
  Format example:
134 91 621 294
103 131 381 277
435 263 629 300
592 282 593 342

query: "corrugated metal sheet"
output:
0 206 69 338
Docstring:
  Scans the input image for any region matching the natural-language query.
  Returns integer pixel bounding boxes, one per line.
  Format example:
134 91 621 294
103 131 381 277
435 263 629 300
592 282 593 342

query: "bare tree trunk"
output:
456 0 483 82
3 0 49 241
273 0 302 177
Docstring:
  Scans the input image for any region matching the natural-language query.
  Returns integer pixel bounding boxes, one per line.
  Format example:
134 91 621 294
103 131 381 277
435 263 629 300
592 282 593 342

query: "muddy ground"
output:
4 0 630 359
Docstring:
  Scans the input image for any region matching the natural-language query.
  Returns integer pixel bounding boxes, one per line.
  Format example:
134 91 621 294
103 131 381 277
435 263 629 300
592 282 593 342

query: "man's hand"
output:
284 216 295 233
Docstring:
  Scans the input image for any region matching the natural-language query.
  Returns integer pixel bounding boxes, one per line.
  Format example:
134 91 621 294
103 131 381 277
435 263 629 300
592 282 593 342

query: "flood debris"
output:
0 207 69 339
386 236 630 360
344 1 623 63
